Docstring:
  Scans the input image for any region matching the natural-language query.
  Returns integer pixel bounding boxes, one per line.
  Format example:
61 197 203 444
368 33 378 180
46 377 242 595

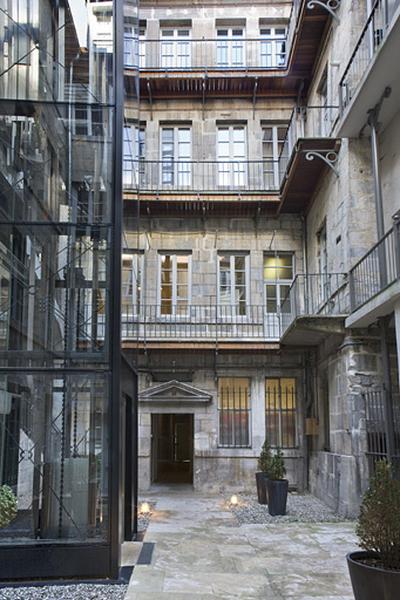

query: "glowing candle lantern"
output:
140 502 150 514
230 495 239 506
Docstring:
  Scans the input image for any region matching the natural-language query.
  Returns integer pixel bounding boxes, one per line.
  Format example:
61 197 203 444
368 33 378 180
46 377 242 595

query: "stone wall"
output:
136 350 306 492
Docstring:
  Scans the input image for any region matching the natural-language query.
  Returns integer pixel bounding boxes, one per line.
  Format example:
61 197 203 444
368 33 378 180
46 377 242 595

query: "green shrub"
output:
267 448 286 481
356 461 400 570
0 485 17 529
258 439 272 473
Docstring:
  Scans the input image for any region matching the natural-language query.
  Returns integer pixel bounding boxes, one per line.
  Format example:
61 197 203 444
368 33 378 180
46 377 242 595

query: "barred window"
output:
218 377 251 447
265 378 297 448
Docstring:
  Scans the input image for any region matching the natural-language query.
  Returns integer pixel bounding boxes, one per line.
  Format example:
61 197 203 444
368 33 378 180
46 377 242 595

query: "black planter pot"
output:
255 472 268 504
347 551 400 600
267 479 288 516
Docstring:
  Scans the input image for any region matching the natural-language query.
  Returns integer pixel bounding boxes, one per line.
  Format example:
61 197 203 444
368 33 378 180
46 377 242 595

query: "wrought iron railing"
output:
123 160 280 192
121 305 281 342
280 273 349 335
278 105 339 186
130 38 287 71
339 0 400 112
349 223 400 312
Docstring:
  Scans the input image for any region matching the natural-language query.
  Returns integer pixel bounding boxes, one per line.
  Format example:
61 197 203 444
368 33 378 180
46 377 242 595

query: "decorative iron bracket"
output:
307 0 341 21
305 150 339 177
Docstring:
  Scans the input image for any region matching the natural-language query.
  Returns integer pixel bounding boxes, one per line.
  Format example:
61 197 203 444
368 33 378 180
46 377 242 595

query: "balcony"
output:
346 222 400 327
123 159 280 212
121 305 281 350
124 1 339 101
338 0 400 137
278 105 341 212
280 273 349 344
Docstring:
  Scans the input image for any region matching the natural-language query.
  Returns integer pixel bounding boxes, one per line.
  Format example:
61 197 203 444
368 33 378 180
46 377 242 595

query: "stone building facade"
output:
123 0 400 517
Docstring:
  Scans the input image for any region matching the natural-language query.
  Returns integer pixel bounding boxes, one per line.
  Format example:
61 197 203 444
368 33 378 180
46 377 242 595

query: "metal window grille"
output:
265 378 297 449
218 378 251 448
364 388 400 476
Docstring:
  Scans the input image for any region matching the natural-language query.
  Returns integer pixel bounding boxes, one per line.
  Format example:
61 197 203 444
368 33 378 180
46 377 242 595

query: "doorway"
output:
151 414 194 484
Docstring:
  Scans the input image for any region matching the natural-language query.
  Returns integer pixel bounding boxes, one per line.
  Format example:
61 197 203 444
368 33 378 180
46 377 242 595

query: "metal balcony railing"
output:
280 273 349 335
349 223 400 312
339 0 400 112
121 305 281 342
123 160 280 193
131 38 288 72
278 105 339 185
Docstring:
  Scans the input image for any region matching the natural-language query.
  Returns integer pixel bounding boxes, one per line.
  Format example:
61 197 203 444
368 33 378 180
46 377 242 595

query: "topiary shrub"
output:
0 485 17 529
258 439 272 473
356 461 400 570
267 448 286 481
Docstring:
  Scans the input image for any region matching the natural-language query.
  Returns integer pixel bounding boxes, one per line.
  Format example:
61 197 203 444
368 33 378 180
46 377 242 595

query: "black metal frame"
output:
0 0 137 582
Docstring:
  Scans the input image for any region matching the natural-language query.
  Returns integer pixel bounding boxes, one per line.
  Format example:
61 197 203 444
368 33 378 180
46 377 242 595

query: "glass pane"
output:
0 373 109 542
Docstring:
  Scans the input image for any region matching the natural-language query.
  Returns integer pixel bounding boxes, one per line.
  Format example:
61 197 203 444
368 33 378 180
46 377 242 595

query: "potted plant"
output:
256 440 272 504
0 485 17 529
347 460 400 600
266 448 288 516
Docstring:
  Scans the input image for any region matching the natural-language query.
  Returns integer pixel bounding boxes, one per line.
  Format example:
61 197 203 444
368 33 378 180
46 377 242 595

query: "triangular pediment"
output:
139 380 212 404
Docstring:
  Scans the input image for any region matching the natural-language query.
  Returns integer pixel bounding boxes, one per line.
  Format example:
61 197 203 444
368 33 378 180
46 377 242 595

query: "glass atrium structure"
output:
0 0 138 580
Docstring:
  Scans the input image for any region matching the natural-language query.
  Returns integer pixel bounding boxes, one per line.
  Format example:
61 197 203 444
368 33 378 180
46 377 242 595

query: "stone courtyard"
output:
126 488 357 600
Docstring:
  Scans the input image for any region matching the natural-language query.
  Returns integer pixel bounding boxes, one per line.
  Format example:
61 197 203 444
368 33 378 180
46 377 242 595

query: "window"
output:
317 222 330 305
74 107 104 136
264 253 293 315
218 377 251 447
122 253 143 317
159 253 191 316
160 126 191 187
262 124 288 189
123 125 145 187
317 66 331 136
260 27 286 67
161 28 191 68
123 25 146 68
216 28 245 67
217 126 247 188
218 253 248 316
265 378 297 448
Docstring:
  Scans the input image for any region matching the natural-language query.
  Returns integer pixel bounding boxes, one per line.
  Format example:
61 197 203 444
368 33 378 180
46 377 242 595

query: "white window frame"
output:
217 125 247 188
160 27 191 69
260 26 287 68
160 126 192 188
216 27 245 67
217 253 249 317
123 124 145 187
262 123 288 190
157 253 192 318
263 252 294 315
121 252 144 319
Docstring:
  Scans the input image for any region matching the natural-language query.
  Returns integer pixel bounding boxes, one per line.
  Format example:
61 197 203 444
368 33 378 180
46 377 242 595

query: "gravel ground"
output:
0 584 128 600
230 492 355 524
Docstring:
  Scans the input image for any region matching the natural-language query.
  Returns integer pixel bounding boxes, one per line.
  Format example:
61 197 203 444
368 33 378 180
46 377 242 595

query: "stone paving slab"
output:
126 490 357 600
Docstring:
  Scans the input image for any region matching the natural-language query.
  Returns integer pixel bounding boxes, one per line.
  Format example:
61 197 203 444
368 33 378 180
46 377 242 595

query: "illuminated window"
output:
265 378 297 448
218 377 251 447
159 253 191 316
264 253 293 315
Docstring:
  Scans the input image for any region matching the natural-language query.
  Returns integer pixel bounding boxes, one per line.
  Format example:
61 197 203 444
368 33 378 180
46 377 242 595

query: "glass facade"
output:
0 0 138 580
